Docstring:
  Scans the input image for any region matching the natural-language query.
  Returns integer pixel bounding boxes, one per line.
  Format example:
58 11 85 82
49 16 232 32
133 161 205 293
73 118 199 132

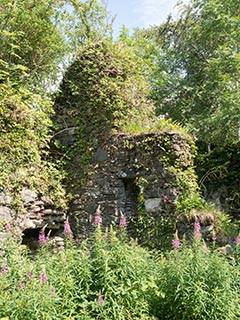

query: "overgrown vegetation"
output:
0 221 240 319
132 0 240 147
0 0 239 317
196 141 240 217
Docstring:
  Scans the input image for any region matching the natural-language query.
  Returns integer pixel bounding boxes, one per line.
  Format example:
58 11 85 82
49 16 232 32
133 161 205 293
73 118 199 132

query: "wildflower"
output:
98 295 104 304
64 221 71 233
26 272 33 280
194 221 201 230
212 235 217 241
172 238 181 249
38 231 48 245
1 263 9 274
5 223 12 231
18 282 24 289
39 273 48 283
194 221 202 240
94 214 102 225
94 205 102 226
64 220 73 238
235 236 240 244
119 214 127 228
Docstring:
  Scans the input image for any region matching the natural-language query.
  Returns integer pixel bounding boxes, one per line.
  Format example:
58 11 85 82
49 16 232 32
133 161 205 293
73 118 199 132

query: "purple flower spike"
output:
38 231 48 245
39 273 48 283
172 238 181 249
18 282 24 289
235 236 240 244
64 222 71 233
119 214 127 228
26 272 33 280
94 205 102 226
212 235 217 241
64 221 73 238
194 221 201 230
5 223 12 231
98 295 104 304
1 263 9 274
194 221 202 240
94 215 102 225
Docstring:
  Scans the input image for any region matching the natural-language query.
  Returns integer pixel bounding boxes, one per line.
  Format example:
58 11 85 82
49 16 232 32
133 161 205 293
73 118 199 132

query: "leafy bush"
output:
151 236 240 320
0 80 67 210
0 226 157 320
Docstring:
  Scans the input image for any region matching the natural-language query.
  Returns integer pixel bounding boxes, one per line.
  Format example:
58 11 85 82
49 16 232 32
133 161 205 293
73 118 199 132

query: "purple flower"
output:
38 231 49 245
94 205 102 226
119 215 127 228
194 221 201 230
98 295 104 304
162 194 172 204
5 223 12 231
194 221 202 240
18 282 24 289
39 273 48 283
235 236 240 244
64 221 73 238
64 222 71 233
1 263 9 274
94 214 102 226
172 238 181 249
26 272 33 280
212 235 217 241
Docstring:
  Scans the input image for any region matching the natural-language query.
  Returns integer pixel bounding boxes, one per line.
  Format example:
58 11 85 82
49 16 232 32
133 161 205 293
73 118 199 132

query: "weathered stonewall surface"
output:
69 131 195 239
0 189 66 246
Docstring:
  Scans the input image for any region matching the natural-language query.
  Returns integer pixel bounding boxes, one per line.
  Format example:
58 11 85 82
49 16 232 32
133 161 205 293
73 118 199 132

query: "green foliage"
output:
0 227 157 320
0 0 66 89
152 238 240 320
54 39 155 187
133 0 240 146
122 118 190 136
63 0 114 50
196 141 240 216
56 39 153 137
0 224 240 319
0 80 67 209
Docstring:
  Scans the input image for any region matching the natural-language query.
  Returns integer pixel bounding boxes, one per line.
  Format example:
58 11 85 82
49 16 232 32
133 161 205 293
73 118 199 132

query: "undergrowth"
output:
0 219 239 320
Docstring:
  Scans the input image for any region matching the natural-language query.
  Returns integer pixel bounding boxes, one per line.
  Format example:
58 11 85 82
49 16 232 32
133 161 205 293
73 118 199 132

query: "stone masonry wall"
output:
0 189 66 249
69 131 195 240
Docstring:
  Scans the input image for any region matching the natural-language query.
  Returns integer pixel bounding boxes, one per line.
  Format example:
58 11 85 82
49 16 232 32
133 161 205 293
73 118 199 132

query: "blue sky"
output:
106 0 190 36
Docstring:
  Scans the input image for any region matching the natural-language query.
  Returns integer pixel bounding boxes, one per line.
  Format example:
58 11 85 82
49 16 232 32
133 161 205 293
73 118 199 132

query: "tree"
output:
64 0 114 50
0 0 67 89
133 0 240 147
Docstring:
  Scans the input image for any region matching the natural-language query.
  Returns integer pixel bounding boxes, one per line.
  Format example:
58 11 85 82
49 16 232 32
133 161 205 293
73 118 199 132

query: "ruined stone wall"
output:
0 189 65 249
69 131 197 240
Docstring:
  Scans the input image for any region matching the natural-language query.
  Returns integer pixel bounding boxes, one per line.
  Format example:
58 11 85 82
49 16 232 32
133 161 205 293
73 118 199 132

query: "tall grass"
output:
0 221 239 319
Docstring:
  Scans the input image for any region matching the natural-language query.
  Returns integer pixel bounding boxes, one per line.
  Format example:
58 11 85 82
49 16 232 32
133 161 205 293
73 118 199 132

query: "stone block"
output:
21 189 37 205
145 198 162 213
0 206 12 222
